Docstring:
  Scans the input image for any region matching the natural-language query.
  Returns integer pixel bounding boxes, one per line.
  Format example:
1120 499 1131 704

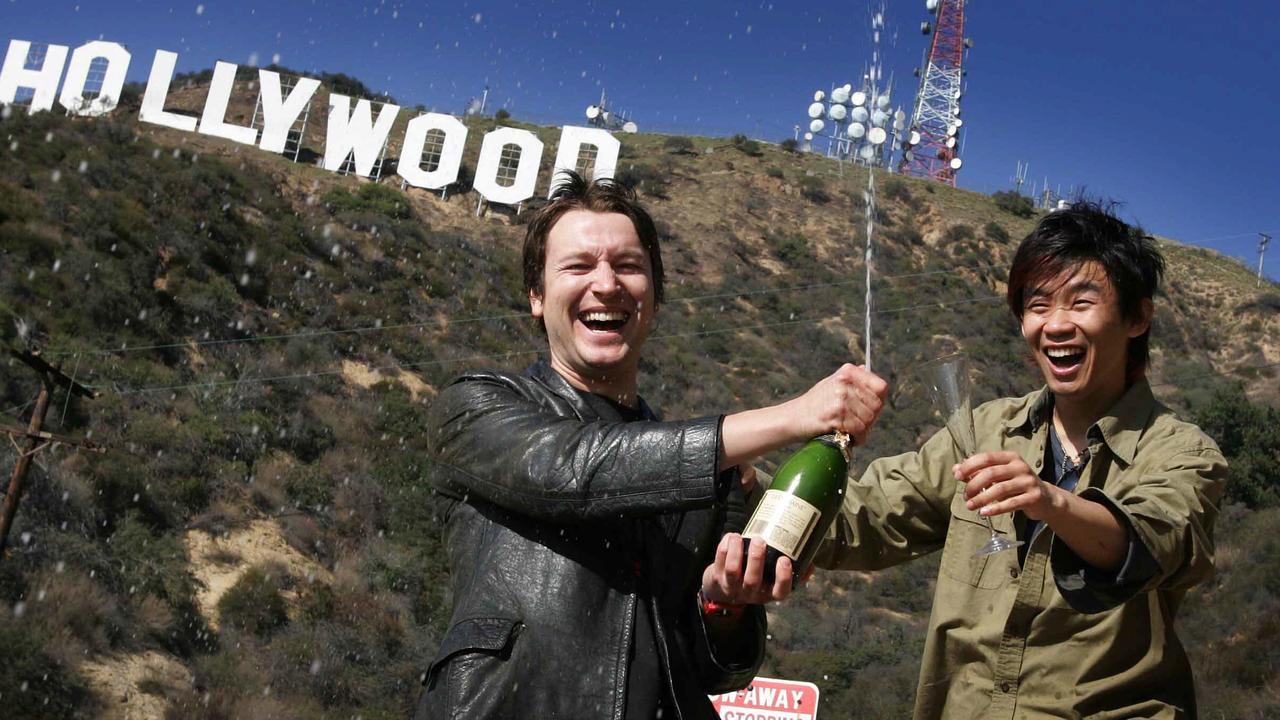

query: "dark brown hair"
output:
521 170 664 303
1006 201 1165 380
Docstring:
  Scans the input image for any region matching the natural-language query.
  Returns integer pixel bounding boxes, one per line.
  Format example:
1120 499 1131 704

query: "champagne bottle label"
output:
742 489 821 560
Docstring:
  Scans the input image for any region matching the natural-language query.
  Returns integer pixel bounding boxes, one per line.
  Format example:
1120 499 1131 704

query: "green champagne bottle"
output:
741 433 850 585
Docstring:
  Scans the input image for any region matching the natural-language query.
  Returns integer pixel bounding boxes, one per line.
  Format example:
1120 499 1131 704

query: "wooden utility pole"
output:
0 348 103 556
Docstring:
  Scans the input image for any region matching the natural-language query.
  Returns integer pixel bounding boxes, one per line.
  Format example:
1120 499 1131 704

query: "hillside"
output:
1 84 1278 719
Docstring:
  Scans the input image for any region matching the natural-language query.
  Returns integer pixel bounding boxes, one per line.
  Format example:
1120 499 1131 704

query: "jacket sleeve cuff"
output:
1049 487 1160 613
689 599 766 694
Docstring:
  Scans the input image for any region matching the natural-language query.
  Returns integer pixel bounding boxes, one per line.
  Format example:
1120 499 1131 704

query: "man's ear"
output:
530 289 544 318
1128 298 1154 338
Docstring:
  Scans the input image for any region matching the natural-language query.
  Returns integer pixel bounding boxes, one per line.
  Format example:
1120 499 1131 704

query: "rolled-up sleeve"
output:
1050 446 1227 611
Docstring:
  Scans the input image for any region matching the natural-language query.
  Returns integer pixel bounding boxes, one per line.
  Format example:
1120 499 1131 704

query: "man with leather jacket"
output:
416 171 887 719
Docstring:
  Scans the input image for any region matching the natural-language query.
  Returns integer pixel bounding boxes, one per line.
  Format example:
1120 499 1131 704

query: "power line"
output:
1150 361 1280 390
110 292 1007 396
47 261 1005 359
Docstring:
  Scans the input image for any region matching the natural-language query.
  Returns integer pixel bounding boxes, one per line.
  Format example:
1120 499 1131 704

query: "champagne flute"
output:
920 353 1022 557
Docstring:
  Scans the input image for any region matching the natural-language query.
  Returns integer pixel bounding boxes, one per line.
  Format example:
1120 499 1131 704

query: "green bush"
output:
730 133 762 156
983 220 1010 243
992 190 1035 218
217 565 290 638
881 177 911 203
0 622 91 719
615 162 671 199
322 183 412 219
663 135 695 154
799 175 830 204
766 166 785 179
770 232 812 264
1192 385 1280 508
493 108 511 121
779 138 800 153
944 224 975 243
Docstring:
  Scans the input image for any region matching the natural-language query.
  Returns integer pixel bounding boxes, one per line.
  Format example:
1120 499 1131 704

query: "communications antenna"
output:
1013 161 1028 195
584 89 639 134
899 0 971 185
1260 233 1272 286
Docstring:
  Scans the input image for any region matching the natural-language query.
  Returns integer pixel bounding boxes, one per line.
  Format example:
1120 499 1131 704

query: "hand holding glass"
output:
921 354 1022 557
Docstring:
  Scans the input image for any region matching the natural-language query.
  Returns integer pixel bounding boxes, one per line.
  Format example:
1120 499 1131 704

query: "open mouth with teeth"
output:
1045 346 1086 370
579 310 630 333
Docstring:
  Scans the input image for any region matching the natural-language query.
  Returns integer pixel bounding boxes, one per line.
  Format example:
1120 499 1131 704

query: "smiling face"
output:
1020 261 1152 418
530 210 656 401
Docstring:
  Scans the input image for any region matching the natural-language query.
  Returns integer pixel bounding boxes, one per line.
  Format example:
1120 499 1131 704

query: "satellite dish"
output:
868 127 887 145
871 110 889 127
831 87 850 104
904 150 914 161
954 118 964 127
852 107 869 123
950 157 963 170
945 137 956 148
848 122 866 139
876 95 891 110
602 111 612 123
808 102 825 119
921 22 932 34
829 104 848 121
859 144 875 160
803 132 813 140
622 121 638 133
894 109 906 122
813 90 826 102
947 125 958 136
926 0 940 11
851 91 867 107
909 131 921 145
585 105 600 119
809 119 825 133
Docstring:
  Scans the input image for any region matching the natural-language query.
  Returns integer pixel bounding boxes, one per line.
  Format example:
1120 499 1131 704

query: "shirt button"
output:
1009 567 1020 579
1000 682 1011 693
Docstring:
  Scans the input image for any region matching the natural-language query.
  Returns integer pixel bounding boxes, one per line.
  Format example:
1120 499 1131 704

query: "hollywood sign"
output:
0 38 621 206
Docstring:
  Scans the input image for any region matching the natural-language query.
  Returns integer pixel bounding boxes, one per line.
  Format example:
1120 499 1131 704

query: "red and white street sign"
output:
710 676 820 720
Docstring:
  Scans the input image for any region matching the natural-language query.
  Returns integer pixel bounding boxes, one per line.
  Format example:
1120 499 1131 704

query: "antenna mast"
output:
1013 161 1028 195
1260 233 1272 286
900 0 970 185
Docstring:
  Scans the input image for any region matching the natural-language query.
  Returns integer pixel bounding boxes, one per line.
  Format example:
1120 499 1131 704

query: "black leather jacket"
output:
416 360 765 720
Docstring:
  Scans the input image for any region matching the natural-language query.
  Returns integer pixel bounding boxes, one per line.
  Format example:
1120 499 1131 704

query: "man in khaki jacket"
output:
815 202 1227 719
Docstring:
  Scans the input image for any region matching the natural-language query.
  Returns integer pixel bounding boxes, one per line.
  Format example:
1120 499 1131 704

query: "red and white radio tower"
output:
899 0 971 185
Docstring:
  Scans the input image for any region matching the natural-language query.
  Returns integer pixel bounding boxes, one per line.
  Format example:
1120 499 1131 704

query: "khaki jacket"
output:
815 379 1227 719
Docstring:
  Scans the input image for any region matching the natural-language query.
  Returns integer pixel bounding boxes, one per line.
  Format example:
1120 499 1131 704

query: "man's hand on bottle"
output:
719 364 887 469
786 363 888 445
701 534 794 605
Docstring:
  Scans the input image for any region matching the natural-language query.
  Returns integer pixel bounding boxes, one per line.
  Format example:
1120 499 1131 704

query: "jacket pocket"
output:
421 616 524 718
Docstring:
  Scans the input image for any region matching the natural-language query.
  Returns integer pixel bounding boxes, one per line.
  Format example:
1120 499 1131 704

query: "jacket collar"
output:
1003 378 1157 465
525 358 658 421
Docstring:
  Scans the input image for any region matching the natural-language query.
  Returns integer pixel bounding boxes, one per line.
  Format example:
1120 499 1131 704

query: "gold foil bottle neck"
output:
831 431 852 462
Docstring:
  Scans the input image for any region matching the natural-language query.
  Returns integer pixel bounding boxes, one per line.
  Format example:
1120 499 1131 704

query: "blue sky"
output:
2 0 1277 280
